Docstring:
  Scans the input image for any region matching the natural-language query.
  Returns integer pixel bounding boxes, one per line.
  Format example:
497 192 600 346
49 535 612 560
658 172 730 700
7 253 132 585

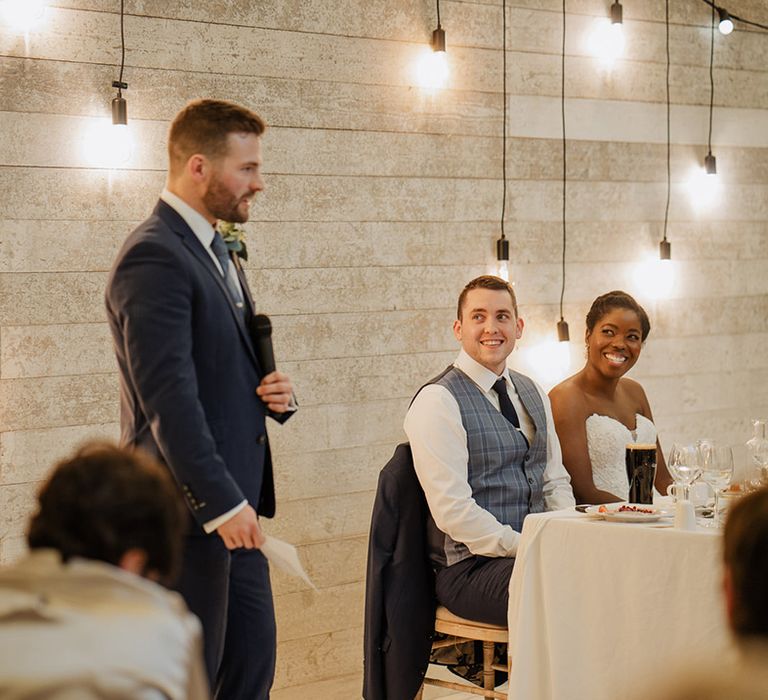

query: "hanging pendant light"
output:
415 0 449 89
717 8 734 35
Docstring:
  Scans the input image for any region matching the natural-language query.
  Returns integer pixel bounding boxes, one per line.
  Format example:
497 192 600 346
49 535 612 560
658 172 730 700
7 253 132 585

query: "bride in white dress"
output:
549 291 672 503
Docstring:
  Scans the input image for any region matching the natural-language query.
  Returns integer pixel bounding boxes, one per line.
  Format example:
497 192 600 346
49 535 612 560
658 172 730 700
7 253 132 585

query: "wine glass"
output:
667 443 702 501
699 444 734 527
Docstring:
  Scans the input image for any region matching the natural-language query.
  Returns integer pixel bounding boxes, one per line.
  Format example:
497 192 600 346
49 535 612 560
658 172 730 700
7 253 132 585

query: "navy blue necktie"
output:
211 231 245 309
492 378 522 430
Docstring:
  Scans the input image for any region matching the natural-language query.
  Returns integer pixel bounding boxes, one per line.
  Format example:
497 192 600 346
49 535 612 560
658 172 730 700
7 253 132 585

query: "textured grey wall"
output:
1 1 767 696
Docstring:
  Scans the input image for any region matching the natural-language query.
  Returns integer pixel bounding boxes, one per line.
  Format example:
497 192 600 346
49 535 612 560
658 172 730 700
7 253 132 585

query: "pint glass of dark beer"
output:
625 443 657 504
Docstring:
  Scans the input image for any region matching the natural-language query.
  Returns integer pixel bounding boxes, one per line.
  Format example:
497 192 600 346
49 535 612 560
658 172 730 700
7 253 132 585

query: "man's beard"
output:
203 176 249 223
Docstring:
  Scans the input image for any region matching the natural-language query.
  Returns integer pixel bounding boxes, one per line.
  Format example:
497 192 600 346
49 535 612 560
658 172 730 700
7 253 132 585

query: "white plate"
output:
585 503 662 523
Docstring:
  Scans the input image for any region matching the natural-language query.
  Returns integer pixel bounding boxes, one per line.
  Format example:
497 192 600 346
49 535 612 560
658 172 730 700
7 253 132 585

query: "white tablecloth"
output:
507 510 734 700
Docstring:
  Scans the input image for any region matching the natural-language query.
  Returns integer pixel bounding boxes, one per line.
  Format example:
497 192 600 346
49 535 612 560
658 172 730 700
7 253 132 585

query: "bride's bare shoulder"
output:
549 374 589 412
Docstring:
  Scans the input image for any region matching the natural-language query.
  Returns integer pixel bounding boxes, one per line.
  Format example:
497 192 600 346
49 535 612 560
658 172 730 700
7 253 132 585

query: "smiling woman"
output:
548 291 672 504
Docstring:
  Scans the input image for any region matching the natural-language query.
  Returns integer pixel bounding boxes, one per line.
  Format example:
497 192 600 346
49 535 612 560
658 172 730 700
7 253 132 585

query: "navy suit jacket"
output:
105 199 287 528
363 443 436 700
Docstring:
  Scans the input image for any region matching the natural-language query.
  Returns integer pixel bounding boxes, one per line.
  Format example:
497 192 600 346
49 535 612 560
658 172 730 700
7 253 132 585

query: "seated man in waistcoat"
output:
405 275 575 626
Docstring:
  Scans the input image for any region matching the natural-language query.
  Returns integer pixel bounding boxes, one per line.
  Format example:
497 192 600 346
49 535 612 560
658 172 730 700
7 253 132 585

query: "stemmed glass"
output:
667 444 702 501
699 444 734 527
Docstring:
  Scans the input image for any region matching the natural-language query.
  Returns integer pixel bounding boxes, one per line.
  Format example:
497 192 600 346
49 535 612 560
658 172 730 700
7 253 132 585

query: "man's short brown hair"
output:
457 275 518 320
724 485 768 638
27 442 187 584
168 98 266 173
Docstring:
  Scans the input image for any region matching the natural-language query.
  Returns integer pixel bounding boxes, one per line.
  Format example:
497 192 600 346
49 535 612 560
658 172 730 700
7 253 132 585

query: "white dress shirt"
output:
404 349 575 558
159 189 247 533
160 189 244 298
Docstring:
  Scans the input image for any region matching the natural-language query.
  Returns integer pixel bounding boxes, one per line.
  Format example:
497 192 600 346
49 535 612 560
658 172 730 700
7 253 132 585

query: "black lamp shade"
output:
112 95 128 125
496 236 509 261
431 26 446 52
610 1 623 24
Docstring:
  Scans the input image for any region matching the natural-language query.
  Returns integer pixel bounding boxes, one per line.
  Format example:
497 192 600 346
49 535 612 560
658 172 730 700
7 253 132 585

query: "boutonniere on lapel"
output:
216 221 248 262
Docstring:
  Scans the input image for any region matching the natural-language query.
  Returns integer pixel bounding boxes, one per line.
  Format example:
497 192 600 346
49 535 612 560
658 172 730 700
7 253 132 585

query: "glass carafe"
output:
746 419 768 489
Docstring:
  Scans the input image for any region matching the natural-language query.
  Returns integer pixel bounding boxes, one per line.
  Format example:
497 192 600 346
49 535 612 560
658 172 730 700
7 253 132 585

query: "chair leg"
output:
482 640 495 697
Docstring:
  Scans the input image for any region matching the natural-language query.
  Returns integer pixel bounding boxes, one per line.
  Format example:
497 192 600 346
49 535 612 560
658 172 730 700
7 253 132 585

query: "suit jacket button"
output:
256 434 266 445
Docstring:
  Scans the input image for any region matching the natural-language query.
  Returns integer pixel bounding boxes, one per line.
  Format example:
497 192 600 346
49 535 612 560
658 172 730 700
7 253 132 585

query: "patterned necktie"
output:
210 231 245 309
492 378 522 430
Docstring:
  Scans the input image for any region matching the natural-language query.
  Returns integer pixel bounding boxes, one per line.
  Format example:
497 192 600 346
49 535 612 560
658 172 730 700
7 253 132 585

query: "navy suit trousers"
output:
175 536 275 700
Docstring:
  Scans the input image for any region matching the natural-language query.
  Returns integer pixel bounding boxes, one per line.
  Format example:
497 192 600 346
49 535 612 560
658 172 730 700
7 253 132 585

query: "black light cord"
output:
500 0 507 242
436 0 441 29
707 2 715 156
699 0 768 32
662 0 671 243
559 0 567 322
118 0 125 94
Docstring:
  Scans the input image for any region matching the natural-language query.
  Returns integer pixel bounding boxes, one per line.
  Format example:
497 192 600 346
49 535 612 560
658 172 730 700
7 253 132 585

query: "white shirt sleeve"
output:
404 385 520 558
203 500 248 534
533 382 577 511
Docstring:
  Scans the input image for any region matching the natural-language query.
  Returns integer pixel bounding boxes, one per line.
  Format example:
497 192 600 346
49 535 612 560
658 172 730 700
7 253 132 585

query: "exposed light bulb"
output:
685 165 722 210
520 339 572 389
82 120 133 168
414 46 449 90
718 9 734 35
496 260 509 282
633 256 675 300
0 0 46 31
110 123 133 165
1 0 45 26
587 18 625 66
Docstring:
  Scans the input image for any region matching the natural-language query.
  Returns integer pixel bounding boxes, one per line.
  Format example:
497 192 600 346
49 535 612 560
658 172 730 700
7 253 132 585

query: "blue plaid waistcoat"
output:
428 366 548 566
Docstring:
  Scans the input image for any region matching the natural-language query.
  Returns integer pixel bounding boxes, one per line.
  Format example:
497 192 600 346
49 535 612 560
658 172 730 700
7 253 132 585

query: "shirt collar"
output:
454 348 511 394
160 189 216 249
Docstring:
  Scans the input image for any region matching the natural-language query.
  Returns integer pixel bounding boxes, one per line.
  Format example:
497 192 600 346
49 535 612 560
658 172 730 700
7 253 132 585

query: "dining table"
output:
506 507 735 700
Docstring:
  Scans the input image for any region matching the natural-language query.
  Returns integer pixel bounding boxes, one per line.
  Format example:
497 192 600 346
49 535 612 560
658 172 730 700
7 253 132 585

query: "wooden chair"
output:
415 605 509 699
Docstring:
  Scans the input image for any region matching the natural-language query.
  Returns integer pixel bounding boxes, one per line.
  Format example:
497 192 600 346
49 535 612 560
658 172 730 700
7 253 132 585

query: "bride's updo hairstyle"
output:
585 291 651 342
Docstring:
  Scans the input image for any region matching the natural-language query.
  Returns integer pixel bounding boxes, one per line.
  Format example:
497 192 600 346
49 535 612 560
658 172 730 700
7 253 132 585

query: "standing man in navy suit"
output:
106 99 296 699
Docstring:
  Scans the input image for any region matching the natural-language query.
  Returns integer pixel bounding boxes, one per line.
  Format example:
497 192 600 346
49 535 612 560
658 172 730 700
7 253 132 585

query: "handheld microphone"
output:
250 313 276 375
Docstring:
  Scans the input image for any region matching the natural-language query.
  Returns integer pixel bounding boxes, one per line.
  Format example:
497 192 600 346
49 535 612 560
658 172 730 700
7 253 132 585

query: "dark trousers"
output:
435 555 515 626
175 536 276 700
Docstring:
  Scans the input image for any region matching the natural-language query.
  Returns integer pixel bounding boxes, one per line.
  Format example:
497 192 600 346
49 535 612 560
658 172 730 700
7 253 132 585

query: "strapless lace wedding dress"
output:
585 413 657 500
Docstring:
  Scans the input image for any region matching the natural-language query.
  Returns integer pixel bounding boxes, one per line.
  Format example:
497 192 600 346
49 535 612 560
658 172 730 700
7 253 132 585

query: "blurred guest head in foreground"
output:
0 442 209 699
27 441 186 582
723 485 768 641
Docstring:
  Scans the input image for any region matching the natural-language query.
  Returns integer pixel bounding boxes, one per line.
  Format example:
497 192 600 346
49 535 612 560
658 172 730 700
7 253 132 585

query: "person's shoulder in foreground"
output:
0 441 209 700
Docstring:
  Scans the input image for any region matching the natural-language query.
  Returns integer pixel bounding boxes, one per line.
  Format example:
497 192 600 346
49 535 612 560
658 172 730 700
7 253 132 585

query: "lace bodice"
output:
585 413 657 500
